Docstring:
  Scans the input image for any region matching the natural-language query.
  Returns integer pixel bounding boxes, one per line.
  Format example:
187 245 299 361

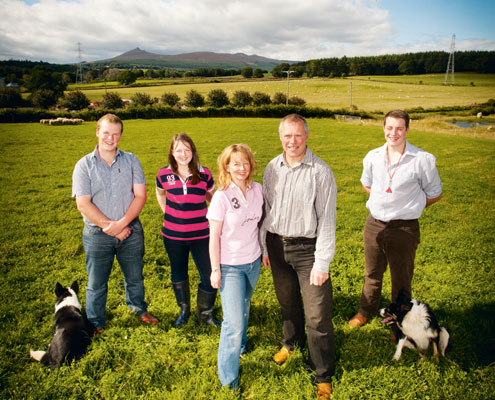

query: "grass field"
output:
76 73 495 112
0 118 494 399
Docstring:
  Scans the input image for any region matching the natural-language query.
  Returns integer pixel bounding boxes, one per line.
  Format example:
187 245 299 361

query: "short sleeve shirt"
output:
156 165 214 240
207 182 263 265
72 146 145 226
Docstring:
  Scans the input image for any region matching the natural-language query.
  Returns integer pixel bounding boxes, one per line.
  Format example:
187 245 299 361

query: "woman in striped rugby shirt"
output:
156 133 220 328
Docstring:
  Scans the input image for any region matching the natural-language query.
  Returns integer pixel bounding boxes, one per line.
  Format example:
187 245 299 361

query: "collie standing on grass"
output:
156 133 220 328
207 144 264 389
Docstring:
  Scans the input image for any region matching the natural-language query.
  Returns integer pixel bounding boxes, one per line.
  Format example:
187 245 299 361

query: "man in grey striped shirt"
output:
260 114 336 399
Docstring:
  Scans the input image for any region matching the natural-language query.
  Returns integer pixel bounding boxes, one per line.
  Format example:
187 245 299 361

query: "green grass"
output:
77 73 495 112
0 118 494 399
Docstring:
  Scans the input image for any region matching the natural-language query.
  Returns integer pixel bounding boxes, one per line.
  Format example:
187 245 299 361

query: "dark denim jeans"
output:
266 232 335 383
83 221 147 329
163 236 215 292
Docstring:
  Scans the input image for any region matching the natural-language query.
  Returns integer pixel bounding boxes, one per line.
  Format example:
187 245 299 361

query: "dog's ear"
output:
55 282 65 296
400 302 412 312
71 280 79 294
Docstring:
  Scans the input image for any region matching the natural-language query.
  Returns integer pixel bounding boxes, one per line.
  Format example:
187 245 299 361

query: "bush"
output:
101 91 123 109
59 90 90 110
130 92 157 106
252 92 272 106
288 96 306 106
161 92 180 107
272 92 287 105
241 66 253 78
207 89 230 108
232 90 253 107
116 70 137 85
30 89 58 109
0 87 24 108
184 90 205 108
253 68 265 78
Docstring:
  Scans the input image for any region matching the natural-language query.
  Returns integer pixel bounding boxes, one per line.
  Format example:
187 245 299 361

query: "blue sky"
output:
1 0 493 63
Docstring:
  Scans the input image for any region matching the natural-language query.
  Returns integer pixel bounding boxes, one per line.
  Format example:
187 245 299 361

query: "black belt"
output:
374 218 418 227
270 232 316 245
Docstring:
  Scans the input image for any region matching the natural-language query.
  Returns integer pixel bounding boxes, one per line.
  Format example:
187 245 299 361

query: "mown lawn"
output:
0 118 494 399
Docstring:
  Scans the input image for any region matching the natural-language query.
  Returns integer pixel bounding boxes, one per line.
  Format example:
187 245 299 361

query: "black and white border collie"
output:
379 289 449 361
30 281 91 368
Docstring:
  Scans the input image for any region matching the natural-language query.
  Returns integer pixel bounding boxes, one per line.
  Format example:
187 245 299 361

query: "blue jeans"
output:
163 236 215 292
217 257 261 388
83 221 148 329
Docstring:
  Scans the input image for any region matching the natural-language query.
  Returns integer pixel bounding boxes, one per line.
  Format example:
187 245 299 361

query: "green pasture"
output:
0 118 494 399
78 73 495 112
349 73 495 86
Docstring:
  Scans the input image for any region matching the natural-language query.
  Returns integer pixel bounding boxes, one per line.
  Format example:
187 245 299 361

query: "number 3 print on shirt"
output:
231 197 240 209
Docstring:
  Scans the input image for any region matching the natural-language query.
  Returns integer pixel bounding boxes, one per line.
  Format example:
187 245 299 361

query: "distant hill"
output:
92 47 294 71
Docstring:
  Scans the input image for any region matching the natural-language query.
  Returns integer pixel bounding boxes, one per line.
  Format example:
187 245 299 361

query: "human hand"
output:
210 270 221 289
115 226 132 241
310 268 329 286
102 220 126 237
262 256 271 269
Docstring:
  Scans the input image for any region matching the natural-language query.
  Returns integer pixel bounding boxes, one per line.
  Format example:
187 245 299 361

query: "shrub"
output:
232 90 253 107
130 92 157 106
116 70 137 85
59 90 90 110
101 91 123 109
161 92 180 107
0 87 24 108
252 92 272 106
272 92 287 105
184 90 205 108
253 68 265 78
288 96 306 106
30 89 58 109
207 89 230 108
241 66 253 78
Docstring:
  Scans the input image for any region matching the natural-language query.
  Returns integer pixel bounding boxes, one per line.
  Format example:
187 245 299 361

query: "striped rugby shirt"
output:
156 165 214 240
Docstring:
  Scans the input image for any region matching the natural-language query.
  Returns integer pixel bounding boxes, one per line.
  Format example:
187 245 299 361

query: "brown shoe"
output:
140 313 158 325
348 313 369 328
93 327 104 336
273 346 293 365
316 382 332 399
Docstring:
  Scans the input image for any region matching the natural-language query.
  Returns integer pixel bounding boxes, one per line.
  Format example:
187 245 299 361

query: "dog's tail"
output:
439 327 449 356
30 350 45 362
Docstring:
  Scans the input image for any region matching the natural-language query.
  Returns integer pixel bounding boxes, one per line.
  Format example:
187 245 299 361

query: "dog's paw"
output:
30 350 45 361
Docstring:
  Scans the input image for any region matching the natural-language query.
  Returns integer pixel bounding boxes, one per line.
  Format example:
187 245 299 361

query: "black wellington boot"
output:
172 280 190 328
197 288 221 326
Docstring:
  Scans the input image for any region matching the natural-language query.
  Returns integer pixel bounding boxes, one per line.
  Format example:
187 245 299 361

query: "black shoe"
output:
172 280 190 328
197 288 221 326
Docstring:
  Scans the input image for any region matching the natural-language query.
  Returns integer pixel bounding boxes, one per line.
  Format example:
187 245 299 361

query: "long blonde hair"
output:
216 144 257 190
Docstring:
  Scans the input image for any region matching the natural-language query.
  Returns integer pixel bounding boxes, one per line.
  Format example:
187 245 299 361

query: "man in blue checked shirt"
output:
72 114 158 335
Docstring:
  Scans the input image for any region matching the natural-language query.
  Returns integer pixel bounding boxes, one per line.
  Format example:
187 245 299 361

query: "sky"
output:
0 0 494 64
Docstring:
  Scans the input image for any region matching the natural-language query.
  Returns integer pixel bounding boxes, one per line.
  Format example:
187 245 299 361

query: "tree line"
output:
272 51 495 77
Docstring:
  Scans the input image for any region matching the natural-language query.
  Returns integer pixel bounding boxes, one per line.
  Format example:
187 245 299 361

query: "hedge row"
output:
0 104 373 123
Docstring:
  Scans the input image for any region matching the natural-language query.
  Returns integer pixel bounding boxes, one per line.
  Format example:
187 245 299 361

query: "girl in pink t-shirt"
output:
207 144 263 389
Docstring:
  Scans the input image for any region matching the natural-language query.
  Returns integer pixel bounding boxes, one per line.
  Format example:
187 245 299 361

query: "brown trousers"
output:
358 214 420 318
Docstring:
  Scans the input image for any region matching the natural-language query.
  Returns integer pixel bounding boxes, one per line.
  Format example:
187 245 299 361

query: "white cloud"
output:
0 0 493 64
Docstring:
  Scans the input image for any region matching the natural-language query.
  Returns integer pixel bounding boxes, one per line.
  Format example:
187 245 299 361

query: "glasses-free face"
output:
279 120 308 163
384 117 409 150
172 140 193 167
96 121 122 153
226 153 251 184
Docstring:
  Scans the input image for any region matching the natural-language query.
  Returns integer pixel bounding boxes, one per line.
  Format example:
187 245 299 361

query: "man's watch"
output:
212 266 220 272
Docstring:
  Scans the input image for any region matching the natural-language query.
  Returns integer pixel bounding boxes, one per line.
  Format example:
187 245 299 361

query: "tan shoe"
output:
273 346 293 364
140 313 159 325
348 313 369 328
316 382 332 399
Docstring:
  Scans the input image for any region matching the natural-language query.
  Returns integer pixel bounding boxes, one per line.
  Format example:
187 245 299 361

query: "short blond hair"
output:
216 144 257 190
96 113 123 134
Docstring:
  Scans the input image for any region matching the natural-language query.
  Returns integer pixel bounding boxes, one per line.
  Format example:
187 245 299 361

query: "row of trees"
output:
27 88 306 111
273 51 495 77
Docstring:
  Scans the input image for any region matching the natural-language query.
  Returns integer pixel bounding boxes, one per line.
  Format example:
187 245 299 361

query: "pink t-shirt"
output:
207 182 263 266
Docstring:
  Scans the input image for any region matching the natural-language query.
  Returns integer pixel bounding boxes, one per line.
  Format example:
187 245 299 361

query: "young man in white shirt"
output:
349 110 443 328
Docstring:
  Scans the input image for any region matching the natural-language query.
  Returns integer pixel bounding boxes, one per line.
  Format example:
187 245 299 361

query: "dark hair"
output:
96 113 123 134
384 110 410 129
168 133 201 185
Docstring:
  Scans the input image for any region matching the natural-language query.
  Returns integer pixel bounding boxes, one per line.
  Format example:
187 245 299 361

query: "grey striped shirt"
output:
260 147 337 273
